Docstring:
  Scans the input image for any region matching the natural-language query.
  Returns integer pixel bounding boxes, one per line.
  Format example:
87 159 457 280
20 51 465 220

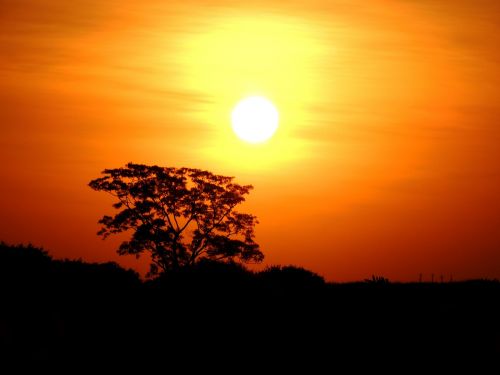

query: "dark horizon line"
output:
2 240 498 284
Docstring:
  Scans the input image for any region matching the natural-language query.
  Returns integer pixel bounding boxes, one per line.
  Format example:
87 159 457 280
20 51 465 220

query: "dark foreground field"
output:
1 243 499 369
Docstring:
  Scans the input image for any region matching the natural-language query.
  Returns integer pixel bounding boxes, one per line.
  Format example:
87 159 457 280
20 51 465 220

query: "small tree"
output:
89 163 263 276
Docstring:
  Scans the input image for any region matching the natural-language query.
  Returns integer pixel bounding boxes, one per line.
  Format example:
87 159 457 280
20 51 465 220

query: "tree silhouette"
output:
89 163 263 275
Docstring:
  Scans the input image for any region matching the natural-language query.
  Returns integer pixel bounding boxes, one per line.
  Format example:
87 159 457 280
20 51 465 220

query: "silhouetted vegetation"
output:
364 274 391 284
259 265 325 289
1 242 499 369
89 163 263 276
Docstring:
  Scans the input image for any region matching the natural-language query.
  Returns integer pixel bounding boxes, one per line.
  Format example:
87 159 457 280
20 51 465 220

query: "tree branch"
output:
189 203 237 263
151 196 176 233
173 213 180 232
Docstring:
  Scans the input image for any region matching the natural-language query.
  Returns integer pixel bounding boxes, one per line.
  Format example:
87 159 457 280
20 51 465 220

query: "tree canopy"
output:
89 163 263 275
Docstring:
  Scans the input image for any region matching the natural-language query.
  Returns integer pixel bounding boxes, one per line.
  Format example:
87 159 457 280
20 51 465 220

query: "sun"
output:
231 96 279 143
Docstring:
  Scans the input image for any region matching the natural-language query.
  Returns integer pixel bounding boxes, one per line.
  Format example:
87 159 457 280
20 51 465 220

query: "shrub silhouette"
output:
0 242 140 289
258 265 325 289
0 242 142 364
89 163 263 276
0 241 51 267
0 242 53 285
364 275 390 284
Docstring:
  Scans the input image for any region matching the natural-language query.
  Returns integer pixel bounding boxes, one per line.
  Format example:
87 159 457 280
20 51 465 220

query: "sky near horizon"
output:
1 0 499 280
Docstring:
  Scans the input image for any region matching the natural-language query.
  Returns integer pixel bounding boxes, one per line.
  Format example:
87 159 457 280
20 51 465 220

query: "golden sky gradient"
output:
1 0 500 280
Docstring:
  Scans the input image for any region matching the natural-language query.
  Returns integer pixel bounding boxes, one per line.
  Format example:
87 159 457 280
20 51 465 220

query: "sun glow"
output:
231 96 279 143
176 12 330 169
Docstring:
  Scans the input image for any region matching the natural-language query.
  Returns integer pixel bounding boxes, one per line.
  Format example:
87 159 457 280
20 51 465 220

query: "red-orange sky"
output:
1 0 500 281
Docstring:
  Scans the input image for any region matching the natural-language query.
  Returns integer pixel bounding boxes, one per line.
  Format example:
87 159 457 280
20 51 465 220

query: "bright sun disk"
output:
231 96 279 143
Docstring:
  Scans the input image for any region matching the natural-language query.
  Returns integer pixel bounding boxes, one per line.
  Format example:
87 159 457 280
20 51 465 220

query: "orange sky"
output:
1 0 500 281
